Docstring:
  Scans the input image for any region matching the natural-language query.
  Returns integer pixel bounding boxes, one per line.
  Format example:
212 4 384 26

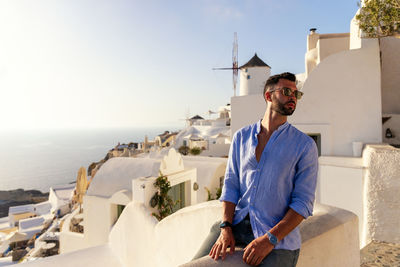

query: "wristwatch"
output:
219 221 233 229
266 231 278 246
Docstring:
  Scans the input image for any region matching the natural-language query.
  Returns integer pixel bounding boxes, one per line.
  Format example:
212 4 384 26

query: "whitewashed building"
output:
59 149 227 254
48 184 75 216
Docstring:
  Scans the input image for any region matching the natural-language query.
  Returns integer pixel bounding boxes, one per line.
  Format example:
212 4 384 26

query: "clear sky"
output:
0 0 359 130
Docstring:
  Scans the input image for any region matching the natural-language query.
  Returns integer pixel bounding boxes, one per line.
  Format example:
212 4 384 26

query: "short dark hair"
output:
263 72 296 96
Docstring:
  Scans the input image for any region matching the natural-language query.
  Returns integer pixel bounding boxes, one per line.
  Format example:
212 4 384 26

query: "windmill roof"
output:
239 53 270 69
190 115 204 120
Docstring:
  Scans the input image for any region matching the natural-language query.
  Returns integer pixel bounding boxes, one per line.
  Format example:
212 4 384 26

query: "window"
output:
168 182 185 213
247 75 251 79
117 205 125 219
245 68 248 73
307 134 321 156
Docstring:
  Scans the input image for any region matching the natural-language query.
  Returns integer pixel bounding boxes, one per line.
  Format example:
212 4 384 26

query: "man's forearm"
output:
242 208 304 265
222 201 236 223
269 208 304 242
209 201 237 260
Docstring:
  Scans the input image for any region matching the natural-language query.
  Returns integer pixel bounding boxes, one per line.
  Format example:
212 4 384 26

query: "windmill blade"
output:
232 32 238 96
211 32 239 96
205 110 217 117
212 67 239 70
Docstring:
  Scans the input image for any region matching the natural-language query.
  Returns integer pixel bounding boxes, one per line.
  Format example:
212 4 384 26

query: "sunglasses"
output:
269 87 304 100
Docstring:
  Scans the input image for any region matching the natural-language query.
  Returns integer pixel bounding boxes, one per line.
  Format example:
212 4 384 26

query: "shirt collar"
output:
255 120 289 136
256 120 262 135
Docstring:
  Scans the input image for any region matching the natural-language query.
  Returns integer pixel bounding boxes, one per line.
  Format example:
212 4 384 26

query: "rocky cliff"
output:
0 189 48 218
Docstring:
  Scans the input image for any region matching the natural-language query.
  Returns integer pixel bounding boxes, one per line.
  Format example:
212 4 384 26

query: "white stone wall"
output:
297 205 360 267
230 94 266 136
181 204 360 267
306 32 349 75
183 160 226 202
290 38 382 156
19 245 123 267
200 143 230 157
317 35 349 64
317 156 365 246
83 195 112 248
59 209 86 254
362 145 400 245
62 194 124 254
109 202 158 267
155 201 222 266
317 145 400 248
381 37 400 114
108 200 222 267
21 202 360 267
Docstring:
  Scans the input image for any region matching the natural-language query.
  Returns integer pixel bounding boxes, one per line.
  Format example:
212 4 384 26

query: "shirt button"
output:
253 186 256 189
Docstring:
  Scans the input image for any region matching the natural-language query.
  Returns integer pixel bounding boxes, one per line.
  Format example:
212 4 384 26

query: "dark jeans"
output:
193 216 300 267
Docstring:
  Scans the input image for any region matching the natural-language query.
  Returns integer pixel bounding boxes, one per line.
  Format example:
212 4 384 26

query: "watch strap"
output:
266 231 278 246
219 221 233 229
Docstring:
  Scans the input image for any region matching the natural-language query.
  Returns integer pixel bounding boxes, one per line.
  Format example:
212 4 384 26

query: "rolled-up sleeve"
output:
219 131 241 204
289 140 319 219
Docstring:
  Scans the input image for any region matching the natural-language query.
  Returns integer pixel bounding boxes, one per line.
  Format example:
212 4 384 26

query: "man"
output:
193 72 318 266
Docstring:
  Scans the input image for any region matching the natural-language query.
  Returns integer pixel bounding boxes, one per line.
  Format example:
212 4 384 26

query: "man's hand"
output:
209 227 235 261
243 236 274 266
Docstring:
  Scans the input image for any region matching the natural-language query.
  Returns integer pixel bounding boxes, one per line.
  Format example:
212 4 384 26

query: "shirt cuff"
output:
289 201 313 219
219 191 239 205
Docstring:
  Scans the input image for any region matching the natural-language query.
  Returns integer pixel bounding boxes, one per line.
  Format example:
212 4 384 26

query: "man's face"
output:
267 79 298 116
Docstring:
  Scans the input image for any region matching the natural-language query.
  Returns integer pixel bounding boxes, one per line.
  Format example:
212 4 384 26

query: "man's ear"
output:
265 91 272 102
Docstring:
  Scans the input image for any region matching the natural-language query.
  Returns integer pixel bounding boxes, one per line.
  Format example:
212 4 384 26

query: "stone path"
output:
361 241 400 267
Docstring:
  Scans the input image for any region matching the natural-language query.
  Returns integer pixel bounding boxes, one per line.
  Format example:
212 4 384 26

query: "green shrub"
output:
205 186 222 201
150 173 179 221
355 0 400 37
178 145 190 155
190 147 201 155
215 187 222 199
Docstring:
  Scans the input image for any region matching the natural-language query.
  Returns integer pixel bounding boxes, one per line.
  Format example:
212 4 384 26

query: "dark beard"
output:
271 100 295 116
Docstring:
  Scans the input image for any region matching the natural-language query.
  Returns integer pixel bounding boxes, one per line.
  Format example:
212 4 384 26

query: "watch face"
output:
268 232 278 245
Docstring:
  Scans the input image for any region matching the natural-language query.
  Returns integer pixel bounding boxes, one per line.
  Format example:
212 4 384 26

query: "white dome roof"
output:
87 157 161 198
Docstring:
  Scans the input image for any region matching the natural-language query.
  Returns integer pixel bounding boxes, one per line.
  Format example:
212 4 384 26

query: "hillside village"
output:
1 4 400 267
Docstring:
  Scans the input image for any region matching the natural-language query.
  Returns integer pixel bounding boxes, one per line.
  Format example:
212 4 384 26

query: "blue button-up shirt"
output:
220 120 318 250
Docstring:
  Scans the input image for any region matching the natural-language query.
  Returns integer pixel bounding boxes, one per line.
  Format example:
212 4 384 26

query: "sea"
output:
0 127 175 193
